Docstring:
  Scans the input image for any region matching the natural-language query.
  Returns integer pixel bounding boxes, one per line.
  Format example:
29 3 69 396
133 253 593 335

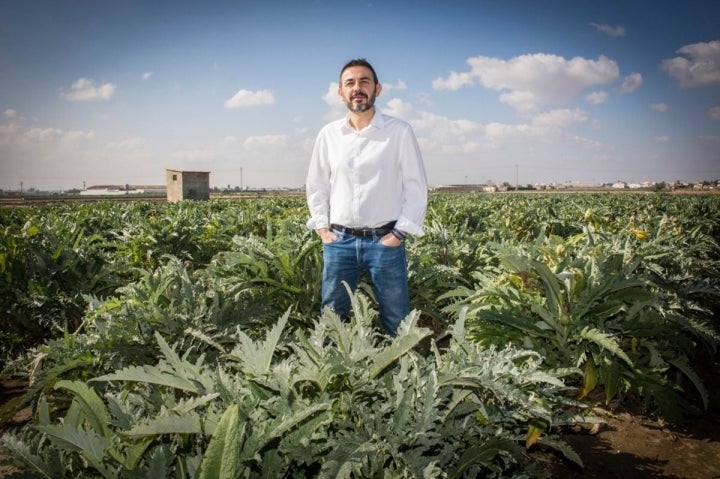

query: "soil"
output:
541 357 720 479
1 361 719 478
541 403 720 479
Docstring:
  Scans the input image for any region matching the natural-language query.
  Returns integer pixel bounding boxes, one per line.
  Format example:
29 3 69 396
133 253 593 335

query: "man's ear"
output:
375 83 382 97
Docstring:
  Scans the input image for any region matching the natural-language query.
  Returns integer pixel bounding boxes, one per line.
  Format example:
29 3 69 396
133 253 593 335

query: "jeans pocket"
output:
379 237 403 248
322 230 345 245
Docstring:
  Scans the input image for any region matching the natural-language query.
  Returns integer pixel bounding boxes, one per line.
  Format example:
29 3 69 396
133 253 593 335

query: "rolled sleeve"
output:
305 129 332 231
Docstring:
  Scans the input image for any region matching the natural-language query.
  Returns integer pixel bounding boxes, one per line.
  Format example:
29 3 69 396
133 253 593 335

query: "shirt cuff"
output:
394 217 424 237
306 216 329 231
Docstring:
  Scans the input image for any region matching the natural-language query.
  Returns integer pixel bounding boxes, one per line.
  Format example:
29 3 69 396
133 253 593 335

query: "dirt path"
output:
545 358 720 479
545 409 720 478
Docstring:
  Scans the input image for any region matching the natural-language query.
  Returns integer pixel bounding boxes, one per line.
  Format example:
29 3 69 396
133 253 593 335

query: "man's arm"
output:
305 131 331 231
395 126 428 237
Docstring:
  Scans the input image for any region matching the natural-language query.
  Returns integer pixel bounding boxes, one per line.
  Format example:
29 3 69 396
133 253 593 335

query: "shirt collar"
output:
338 110 384 134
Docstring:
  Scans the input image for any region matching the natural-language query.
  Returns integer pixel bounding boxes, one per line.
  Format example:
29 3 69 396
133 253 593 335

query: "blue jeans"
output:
321 230 409 336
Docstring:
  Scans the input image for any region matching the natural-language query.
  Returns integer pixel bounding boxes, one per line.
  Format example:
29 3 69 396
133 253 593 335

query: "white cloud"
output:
61 78 116 101
20 127 94 148
383 98 416 120
172 149 215 161
142 72 153 80
3 109 16 119
107 137 144 149
224 89 275 108
321 82 347 121
708 106 720 120
25 127 63 142
532 108 588 127
484 122 542 140
651 103 669 112
499 90 538 111
655 136 670 143
0 122 20 141
432 71 473 91
432 53 619 111
243 134 289 149
618 72 642 93
322 82 344 108
585 91 608 105
661 40 720 88
382 79 407 91
382 98 600 160
61 130 95 144
589 23 626 37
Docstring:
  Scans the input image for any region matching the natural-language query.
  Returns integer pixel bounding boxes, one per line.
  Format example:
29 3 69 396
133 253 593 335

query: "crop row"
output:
0 192 718 477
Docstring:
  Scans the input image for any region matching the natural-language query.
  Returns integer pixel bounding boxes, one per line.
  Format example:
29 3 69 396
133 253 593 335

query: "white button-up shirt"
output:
306 112 428 236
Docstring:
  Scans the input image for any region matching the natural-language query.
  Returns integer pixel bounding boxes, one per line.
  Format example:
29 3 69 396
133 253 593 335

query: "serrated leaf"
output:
54 380 111 439
124 412 203 437
580 327 633 367
537 436 584 467
92 365 202 392
448 438 522 479
0 433 58 479
35 423 110 466
231 310 289 377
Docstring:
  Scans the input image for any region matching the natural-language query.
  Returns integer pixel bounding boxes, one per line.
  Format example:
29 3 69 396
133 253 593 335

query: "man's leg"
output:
365 239 410 336
321 233 360 319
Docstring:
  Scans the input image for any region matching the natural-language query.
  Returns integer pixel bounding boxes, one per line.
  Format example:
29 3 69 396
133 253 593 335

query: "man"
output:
305 58 428 336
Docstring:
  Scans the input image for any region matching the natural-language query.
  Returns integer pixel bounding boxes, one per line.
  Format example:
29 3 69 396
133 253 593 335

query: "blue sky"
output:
1 0 718 190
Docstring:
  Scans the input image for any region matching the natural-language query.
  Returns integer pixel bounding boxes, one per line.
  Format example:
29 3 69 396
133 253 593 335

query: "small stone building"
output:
166 169 210 202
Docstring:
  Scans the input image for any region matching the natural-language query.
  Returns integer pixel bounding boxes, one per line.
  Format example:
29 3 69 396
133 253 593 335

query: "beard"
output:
344 90 377 113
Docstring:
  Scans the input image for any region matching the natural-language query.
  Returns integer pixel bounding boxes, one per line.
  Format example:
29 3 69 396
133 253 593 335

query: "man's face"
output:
339 66 382 113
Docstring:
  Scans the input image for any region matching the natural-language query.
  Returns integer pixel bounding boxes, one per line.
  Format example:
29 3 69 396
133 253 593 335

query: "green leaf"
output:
534 260 565 319
0 433 59 479
537 436 584 467
580 327 633 367
370 317 431 378
54 380 111 439
667 357 709 412
448 438 522 479
34 423 112 475
200 404 243 479
231 309 289 376
124 412 204 437
93 365 203 392
0 354 95 428
579 358 598 399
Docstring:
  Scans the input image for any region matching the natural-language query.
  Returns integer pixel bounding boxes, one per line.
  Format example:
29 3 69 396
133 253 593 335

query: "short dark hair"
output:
340 58 379 84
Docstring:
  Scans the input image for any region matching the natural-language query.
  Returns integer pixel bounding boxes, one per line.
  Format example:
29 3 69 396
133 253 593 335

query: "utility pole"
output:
515 164 519 191
240 168 244 191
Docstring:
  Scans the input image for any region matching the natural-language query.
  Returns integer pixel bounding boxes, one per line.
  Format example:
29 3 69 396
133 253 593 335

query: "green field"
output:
1 192 718 477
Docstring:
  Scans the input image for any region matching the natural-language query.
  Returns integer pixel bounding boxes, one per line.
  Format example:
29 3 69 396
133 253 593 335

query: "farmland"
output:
1 192 719 477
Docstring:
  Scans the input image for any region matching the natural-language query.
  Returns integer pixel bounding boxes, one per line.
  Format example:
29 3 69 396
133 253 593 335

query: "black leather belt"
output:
331 221 396 237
